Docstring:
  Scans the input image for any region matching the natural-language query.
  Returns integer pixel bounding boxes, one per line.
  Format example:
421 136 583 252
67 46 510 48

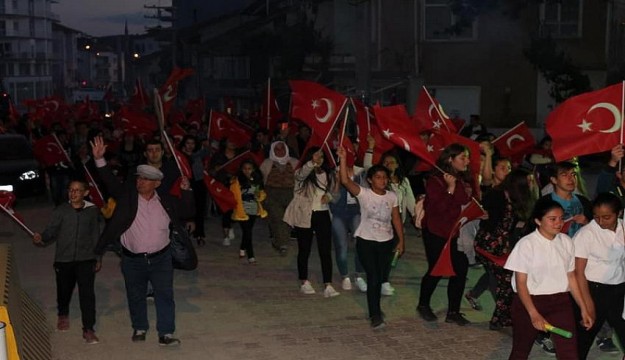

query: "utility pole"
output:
144 5 177 68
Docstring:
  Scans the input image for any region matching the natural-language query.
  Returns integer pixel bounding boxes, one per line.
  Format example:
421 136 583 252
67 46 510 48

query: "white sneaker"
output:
381 282 395 296
228 228 235 240
323 285 340 298
355 277 367 292
300 280 315 295
222 237 231 246
341 277 352 291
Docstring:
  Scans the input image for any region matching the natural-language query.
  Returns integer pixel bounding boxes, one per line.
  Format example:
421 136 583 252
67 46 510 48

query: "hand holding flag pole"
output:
544 323 573 339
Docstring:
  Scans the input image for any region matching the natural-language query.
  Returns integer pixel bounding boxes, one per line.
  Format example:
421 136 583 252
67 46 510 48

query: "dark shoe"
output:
489 322 503 331
82 329 99 344
57 315 69 331
196 237 206 247
370 315 385 330
597 337 619 353
159 334 181 347
464 292 482 311
132 330 146 342
416 305 438 322
445 312 470 326
534 336 555 355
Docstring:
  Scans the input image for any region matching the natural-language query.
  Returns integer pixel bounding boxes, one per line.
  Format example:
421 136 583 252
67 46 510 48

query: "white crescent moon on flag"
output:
459 216 468 226
437 104 450 120
398 137 411 152
163 85 175 102
586 103 622 133
216 117 224 130
314 98 334 123
506 134 525 148
46 142 62 154
428 104 436 118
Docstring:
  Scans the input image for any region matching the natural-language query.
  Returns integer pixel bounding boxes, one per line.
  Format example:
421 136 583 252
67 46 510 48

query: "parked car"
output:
0 134 46 197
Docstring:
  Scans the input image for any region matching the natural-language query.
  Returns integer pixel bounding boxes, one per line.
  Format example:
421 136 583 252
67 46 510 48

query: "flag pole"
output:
82 163 104 205
339 106 349 147
620 81 624 174
0 203 34 236
422 86 450 132
207 109 213 141
52 133 74 169
162 131 184 176
266 77 271 130
320 98 349 149
492 121 523 144
154 88 165 133
215 150 251 172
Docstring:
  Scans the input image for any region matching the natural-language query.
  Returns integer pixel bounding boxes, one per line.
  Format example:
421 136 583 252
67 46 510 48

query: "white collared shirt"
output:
573 219 625 285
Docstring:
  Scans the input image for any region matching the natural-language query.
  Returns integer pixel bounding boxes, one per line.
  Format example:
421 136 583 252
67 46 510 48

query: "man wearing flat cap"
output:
90 136 194 347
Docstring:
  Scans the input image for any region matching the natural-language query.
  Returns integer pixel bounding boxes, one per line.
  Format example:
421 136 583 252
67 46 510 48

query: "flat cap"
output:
135 164 164 180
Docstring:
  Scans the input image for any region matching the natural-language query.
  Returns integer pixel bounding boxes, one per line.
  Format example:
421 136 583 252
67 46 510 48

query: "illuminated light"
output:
0 185 13 191
19 170 38 180
85 45 91 50
133 53 140 58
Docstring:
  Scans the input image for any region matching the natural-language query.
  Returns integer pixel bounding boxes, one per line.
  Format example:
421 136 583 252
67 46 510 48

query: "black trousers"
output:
191 178 207 238
54 259 97 331
357 237 394 319
296 210 333 283
575 281 625 359
238 215 257 259
418 228 468 313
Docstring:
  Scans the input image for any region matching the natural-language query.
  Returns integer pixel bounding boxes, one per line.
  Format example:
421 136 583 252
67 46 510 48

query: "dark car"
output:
0 134 46 197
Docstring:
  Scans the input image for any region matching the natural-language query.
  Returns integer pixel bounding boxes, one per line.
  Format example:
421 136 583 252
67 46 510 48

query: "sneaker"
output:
57 315 69 331
228 228 235 240
464 292 482 311
370 315 386 330
82 329 99 344
535 337 556 355
248 257 256 264
300 280 315 295
341 277 352 291
597 337 619 353
381 282 394 296
239 250 246 258
146 291 155 302
158 334 181 347
222 237 231 246
416 305 438 322
355 277 368 293
323 285 340 298
445 312 470 326
132 329 146 342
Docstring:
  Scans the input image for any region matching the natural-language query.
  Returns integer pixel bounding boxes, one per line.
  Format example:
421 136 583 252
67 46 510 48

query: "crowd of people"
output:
10 111 625 359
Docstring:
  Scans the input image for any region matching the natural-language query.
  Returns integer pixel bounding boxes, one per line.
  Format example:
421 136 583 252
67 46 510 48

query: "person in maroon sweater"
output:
417 143 473 325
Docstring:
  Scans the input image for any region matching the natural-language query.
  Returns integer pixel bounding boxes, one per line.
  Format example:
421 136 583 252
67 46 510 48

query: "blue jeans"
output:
121 248 175 336
331 212 364 277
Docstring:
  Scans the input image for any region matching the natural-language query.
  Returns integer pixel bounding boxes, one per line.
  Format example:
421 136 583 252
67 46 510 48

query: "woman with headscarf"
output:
260 141 299 255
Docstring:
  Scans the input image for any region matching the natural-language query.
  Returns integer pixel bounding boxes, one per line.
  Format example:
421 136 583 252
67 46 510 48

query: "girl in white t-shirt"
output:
504 198 593 359
337 146 405 330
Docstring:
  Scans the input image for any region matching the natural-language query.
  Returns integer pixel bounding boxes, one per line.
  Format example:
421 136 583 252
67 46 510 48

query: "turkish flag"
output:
492 122 536 160
117 106 158 137
158 67 195 118
546 83 623 162
208 110 252 147
172 148 192 179
183 98 205 130
82 164 105 208
203 172 236 212
437 131 482 198
373 104 436 167
431 198 486 276
33 134 67 167
129 78 149 109
169 123 187 144
351 98 394 165
413 87 458 134
216 150 265 175
289 80 348 143
0 190 27 225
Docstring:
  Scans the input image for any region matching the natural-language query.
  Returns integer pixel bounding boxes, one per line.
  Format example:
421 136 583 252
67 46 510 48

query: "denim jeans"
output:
121 248 175 336
331 212 364 277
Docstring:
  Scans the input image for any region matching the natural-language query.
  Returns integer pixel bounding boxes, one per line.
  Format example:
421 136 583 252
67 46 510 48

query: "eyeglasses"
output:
68 188 85 193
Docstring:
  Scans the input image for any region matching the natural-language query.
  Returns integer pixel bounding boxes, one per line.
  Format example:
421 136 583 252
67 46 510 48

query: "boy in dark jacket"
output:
33 179 104 344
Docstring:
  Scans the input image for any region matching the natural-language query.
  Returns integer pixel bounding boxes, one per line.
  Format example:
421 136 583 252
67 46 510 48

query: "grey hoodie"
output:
41 201 104 262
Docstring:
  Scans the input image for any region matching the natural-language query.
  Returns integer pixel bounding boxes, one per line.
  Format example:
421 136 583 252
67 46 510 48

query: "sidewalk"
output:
3 200 620 359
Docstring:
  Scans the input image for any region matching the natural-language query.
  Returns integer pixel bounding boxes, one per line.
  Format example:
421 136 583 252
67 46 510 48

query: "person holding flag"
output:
337 145 405 330
416 143 473 326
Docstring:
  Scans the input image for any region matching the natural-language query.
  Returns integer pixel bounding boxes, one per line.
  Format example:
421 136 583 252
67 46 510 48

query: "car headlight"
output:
19 170 39 181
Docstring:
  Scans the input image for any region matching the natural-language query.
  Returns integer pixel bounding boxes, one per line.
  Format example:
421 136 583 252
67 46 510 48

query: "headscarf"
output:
269 141 290 165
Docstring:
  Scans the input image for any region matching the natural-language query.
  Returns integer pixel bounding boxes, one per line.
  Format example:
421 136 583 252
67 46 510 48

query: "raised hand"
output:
90 136 107 160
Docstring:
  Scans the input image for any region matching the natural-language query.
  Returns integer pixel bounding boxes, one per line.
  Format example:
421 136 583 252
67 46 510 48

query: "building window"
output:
540 0 582 38
208 56 250 80
13 22 18 32
423 0 477 41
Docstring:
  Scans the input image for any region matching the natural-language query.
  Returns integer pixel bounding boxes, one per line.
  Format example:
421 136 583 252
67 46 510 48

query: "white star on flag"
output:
427 144 434 152
311 99 320 109
577 119 592 132
382 129 394 139
432 119 442 130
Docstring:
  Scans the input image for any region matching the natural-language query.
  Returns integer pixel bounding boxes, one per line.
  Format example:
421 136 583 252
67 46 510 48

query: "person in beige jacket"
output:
284 146 339 298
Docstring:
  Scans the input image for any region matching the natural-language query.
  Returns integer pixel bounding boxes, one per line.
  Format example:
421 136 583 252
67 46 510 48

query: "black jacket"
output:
94 163 195 255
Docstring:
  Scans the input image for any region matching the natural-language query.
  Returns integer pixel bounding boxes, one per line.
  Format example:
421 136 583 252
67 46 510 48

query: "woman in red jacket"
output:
417 143 473 325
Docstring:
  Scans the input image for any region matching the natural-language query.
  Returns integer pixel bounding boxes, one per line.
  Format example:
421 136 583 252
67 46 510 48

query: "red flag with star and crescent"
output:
33 134 67 167
351 98 394 165
158 67 195 119
492 122 536 163
203 172 236 212
372 104 437 167
413 87 458 134
546 83 623 162
289 80 348 144
207 110 252 147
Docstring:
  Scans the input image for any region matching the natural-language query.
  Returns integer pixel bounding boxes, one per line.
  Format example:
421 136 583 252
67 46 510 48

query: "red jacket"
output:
423 173 471 239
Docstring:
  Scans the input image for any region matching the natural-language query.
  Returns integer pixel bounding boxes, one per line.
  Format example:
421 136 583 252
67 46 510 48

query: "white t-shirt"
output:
354 186 398 242
504 230 575 295
573 219 625 285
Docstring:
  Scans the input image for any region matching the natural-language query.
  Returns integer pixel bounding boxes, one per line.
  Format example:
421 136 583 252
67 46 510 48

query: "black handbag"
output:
169 223 198 271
